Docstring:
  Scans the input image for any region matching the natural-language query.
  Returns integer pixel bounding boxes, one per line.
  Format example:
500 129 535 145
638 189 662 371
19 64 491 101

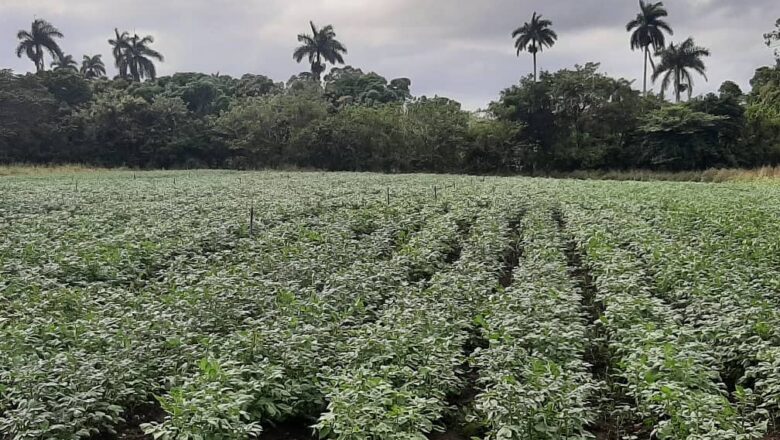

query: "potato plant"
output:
1 171 780 439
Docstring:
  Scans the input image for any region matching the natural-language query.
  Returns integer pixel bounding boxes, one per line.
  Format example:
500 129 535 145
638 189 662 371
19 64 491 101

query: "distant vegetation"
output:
1 4 780 173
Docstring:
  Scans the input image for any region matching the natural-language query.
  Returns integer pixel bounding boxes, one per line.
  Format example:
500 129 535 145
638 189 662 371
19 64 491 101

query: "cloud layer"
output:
2 0 777 109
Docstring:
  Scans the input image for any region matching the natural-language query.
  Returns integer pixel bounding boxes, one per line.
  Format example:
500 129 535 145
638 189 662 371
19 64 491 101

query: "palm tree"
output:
512 12 558 82
293 21 347 81
626 1 673 96
109 30 164 82
51 54 78 72
81 54 106 79
15 19 65 73
109 28 131 79
652 37 710 102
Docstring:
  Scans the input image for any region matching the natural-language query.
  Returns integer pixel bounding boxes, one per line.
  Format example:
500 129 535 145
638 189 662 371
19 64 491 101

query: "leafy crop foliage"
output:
2 171 780 439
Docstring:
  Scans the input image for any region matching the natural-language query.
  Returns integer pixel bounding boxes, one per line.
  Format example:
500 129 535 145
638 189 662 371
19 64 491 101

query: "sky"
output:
1 0 778 110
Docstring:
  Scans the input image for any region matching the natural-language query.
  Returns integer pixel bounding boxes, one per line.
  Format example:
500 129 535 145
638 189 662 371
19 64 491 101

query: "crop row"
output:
562 204 766 439
565 188 780 431
311 196 526 439
472 205 597 440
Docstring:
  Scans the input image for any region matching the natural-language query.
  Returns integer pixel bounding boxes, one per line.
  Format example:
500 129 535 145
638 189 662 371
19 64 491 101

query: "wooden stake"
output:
249 206 255 237
386 188 390 205
433 185 438 201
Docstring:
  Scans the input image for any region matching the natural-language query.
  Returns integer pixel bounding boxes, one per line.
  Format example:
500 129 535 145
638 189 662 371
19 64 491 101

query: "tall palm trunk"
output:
36 45 44 72
643 47 649 96
119 60 128 80
533 51 537 82
675 69 681 103
314 51 322 81
130 60 140 82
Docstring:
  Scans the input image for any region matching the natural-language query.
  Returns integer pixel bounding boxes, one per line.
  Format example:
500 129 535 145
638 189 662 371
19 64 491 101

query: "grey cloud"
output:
1 0 777 109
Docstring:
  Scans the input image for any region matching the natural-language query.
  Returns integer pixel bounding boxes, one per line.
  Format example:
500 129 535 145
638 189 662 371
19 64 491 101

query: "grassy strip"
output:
4 164 780 182
534 166 780 183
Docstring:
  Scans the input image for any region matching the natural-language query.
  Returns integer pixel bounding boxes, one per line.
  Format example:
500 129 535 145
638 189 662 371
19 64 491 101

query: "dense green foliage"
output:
1 62 780 171
2 171 780 439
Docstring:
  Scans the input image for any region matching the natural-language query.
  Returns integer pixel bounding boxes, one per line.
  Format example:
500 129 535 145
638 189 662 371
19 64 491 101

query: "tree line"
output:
2 3 780 172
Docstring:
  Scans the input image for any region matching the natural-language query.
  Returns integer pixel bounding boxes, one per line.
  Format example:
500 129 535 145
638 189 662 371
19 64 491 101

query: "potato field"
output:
1 171 780 440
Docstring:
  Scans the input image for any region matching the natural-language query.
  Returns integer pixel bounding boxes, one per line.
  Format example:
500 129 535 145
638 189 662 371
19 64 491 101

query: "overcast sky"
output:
1 0 777 109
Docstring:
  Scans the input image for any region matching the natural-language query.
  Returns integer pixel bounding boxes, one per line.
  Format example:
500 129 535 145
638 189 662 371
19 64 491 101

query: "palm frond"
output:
293 46 312 62
15 41 32 58
681 69 695 99
655 19 673 35
138 57 157 80
659 70 672 95
141 47 164 62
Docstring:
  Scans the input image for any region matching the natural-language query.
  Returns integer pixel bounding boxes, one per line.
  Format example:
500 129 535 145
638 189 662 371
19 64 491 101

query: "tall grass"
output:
700 166 780 182
0 164 104 177
2 163 780 182
546 166 780 183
